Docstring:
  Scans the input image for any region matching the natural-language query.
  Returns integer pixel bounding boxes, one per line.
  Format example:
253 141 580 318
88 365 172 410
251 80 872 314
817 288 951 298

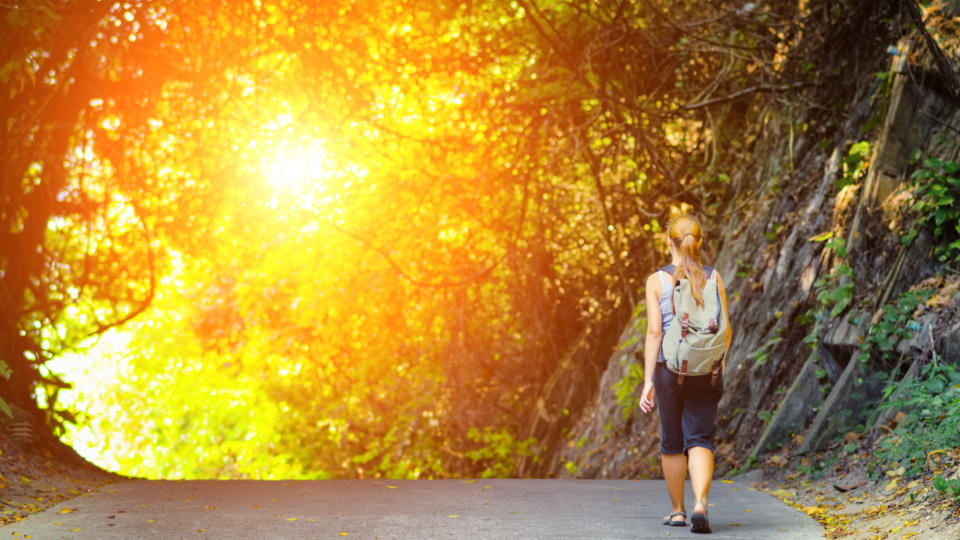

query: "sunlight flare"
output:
261 136 333 199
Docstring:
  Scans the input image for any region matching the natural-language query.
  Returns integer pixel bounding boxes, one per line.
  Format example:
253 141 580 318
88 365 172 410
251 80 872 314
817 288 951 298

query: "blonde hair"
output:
669 215 706 308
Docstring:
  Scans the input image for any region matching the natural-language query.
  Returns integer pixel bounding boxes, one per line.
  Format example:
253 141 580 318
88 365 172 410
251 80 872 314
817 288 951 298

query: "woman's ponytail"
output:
669 216 706 308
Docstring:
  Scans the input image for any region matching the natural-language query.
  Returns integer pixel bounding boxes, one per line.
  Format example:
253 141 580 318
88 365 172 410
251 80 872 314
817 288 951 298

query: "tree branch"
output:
683 83 810 110
904 0 960 107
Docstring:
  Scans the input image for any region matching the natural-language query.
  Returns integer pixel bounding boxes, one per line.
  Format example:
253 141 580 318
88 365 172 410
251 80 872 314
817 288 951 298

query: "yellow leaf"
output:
386 485 398 489
340 533 348 536
57 508 75 514
720 480 733 484
730 523 741 527
69 529 80 532
18 476 30 484
803 506 824 515
287 517 297 521
448 515 460 518
884 478 898 491
744 508 750 512
770 489 793 499
253 505 260 509
147 520 154 523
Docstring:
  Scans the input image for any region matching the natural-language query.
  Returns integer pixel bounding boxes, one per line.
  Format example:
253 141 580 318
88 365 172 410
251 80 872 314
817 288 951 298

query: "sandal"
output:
690 510 711 534
662 511 686 527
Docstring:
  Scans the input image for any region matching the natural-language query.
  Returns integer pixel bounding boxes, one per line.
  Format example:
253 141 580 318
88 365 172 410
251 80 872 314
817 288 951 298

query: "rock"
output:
896 313 937 354
751 353 823 456
939 322 960 363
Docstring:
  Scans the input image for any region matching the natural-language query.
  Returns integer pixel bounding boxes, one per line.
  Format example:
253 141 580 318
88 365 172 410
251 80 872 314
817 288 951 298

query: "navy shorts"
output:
653 362 723 456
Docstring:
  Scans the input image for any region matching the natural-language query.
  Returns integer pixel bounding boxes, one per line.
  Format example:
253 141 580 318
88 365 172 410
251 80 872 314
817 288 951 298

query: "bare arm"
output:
639 272 663 413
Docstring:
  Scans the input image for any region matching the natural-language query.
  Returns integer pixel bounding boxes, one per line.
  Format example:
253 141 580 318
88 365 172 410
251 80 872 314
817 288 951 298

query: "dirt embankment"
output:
0 432 119 526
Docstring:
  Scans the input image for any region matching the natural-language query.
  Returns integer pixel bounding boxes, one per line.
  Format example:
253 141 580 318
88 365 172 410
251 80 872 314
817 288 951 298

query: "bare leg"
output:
661 453 687 514
687 446 714 514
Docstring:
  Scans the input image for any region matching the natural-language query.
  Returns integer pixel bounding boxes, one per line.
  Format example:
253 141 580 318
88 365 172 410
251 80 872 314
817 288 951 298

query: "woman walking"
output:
638 215 732 534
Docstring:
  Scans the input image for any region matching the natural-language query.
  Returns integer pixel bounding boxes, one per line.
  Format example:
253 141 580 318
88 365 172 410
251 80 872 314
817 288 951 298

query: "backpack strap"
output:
657 269 671 290
711 354 723 386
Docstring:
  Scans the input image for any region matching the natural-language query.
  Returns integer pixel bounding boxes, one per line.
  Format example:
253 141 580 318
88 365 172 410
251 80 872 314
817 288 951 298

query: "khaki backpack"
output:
661 267 726 386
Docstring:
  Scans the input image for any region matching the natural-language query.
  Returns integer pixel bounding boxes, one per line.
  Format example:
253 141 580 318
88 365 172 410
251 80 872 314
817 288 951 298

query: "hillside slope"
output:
556 0 960 498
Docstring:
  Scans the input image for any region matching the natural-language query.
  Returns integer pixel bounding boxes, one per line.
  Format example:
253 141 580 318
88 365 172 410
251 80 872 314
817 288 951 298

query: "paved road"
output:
1 478 822 539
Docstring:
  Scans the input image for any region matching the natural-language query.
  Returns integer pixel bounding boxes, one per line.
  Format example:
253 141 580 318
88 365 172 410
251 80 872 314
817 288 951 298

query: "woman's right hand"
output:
639 381 655 413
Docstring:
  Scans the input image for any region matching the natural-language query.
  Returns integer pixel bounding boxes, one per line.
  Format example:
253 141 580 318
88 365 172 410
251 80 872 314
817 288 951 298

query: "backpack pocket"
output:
669 339 725 376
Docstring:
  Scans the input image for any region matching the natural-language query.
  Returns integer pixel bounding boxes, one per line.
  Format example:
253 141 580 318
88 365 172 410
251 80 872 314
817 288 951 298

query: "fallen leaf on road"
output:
286 517 297 521
57 508 75 514
720 480 733 484
386 485 398 489
729 523 741 526
448 515 460 518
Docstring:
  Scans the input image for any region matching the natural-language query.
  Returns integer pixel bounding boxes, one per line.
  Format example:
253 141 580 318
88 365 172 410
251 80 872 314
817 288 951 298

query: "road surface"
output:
1 478 823 539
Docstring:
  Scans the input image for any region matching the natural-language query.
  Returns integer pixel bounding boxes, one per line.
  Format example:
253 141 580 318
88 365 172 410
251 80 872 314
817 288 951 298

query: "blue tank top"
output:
657 264 715 362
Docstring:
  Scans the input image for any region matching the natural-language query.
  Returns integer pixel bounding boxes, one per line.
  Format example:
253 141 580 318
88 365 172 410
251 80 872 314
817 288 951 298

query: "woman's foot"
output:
662 511 686 526
690 508 711 534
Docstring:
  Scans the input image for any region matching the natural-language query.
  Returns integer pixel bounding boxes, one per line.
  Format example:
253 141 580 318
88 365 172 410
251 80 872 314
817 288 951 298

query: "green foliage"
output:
464 427 537 479
803 236 853 358
837 141 870 190
873 363 960 479
906 156 960 261
797 451 840 480
933 474 960 503
814 238 854 318
613 362 644 419
749 328 784 369
764 224 783 242
857 290 932 364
